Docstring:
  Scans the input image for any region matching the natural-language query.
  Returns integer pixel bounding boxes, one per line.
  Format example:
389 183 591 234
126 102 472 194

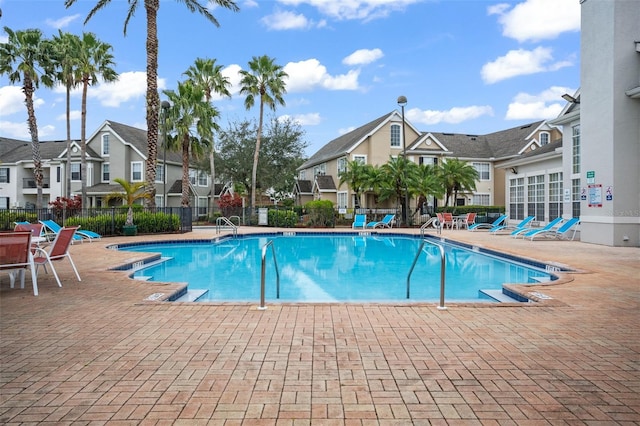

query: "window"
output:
472 194 490 206
353 155 366 164
101 134 110 156
189 169 197 185
102 163 110 183
131 162 143 181
198 197 207 215
572 178 581 218
71 163 81 181
198 171 207 186
337 157 347 175
539 131 550 145
527 175 545 221
509 177 525 220
548 172 563 219
299 170 306 180
572 125 580 174
419 156 437 166
0 167 9 183
473 162 490 180
0 197 9 209
313 164 326 176
390 123 401 147
155 195 164 208
337 192 347 209
156 164 164 183
56 166 61 183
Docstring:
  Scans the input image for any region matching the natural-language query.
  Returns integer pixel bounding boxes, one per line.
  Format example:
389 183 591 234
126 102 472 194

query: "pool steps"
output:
174 289 208 302
479 289 524 303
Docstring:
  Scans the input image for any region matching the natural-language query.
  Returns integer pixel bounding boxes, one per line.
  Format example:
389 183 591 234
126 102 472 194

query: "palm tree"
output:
439 158 479 208
338 160 368 209
380 156 419 225
239 55 288 211
51 30 81 199
64 0 240 208
0 27 55 209
76 32 118 207
183 58 231 214
163 80 219 207
411 163 444 218
104 178 150 227
361 164 386 213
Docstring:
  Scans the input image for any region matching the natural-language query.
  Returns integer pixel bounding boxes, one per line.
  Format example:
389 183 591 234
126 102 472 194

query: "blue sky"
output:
0 0 580 156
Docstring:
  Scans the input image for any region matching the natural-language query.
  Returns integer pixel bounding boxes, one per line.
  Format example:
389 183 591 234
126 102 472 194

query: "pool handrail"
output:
216 216 238 236
407 239 447 310
259 239 280 310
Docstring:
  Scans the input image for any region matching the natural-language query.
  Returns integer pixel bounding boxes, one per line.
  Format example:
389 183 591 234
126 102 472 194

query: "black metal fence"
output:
1 207 192 235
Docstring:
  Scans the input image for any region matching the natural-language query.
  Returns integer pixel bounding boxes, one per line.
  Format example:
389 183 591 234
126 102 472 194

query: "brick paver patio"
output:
1 227 639 425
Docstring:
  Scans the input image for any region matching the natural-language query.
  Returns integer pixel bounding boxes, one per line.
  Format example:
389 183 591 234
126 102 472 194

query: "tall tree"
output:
339 159 368 209
411 163 444 217
380 156 419 225
239 55 288 211
51 30 81 199
439 158 478 207
65 0 240 208
0 27 55 209
76 32 118 207
183 58 231 213
163 80 218 207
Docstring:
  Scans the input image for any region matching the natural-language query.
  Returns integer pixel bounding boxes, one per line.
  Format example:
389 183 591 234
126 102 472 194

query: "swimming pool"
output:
117 233 557 303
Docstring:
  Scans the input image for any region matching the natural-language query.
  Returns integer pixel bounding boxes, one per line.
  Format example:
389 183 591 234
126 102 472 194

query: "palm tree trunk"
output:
65 84 72 198
251 100 264 211
144 0 160 208
24 76 44 209
80 78 88 207
181 135 190 207
209 150 216 214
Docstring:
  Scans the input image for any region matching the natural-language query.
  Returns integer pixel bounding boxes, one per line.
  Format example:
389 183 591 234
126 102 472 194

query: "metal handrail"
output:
420 218 441 236
259 240 280 310
407 239 447 310
216 216 238 236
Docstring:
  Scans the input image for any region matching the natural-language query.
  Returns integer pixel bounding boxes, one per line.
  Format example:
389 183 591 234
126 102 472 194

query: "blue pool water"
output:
120 233 554 303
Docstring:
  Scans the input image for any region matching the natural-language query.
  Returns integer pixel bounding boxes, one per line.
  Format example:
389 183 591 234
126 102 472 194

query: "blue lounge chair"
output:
366 214 395 228
40 219 101 243
489 215 535 235
526 217 580 241
468 214 508 231
512 217 563 238
351 214 367 229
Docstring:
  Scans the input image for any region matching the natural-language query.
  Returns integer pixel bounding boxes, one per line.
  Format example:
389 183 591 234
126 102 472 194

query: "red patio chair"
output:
0 231 39 295
33 226 82 288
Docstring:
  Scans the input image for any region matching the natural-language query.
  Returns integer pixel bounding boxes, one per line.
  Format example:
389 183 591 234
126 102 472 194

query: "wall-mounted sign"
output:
586 170 595 184
605 186 613 201
588 184 602 207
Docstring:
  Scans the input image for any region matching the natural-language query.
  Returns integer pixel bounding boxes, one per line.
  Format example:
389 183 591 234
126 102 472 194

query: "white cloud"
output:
0 120 55 139
505 86 574 120
481 47 572 84
280 112 322 126
407 105 494 125
489 0 580 42
343 48 384 66
262 10 313 30
56 110 82 121
86 71 166 107
0 86 27 116
276 0 420 22
45 14 81 29
283 59 360 92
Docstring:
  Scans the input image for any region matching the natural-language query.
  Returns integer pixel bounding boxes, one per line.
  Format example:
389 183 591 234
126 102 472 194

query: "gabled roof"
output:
295 179 313 194
299 111 396 169
313 175 336 192
0 137 96 163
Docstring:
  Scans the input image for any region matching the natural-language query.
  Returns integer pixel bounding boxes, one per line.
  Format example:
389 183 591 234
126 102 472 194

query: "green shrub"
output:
304 200 335 227
268 209 298 227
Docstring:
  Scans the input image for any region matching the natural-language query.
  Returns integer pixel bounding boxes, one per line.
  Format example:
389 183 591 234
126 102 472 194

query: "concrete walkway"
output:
1 227 638 424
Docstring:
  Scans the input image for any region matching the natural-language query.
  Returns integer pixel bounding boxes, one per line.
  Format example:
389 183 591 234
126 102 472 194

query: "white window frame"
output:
299 170 306 180
189 169 197 185
156 164 164 183
473 162 490 181
0 167 9 183
198 171 207 187
101 163 110 183
131 161 143 182
155 195 165 208
337 157 347 175
337 191 348 209
572 125 580 174
539 131 550 145
548 172 563 220
353 155 366 164
527 175 545 221
197 196 208 215
509 177 525 220
313 164 326 176
472 194 490 206
390 123 401 148
71 163 81 181
101 134 110 156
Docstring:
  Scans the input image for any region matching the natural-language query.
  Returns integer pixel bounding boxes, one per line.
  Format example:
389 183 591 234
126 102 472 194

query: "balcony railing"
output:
22 178 51 189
